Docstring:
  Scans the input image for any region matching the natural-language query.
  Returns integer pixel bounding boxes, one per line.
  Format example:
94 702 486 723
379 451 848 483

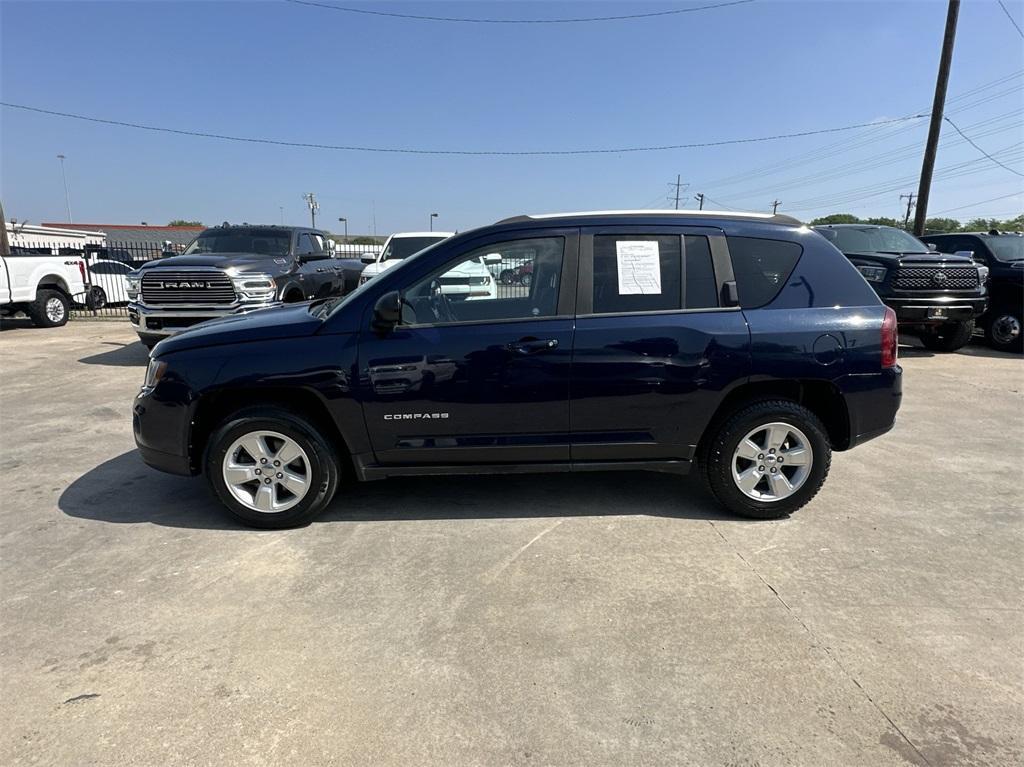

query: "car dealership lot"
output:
0 321 1021 766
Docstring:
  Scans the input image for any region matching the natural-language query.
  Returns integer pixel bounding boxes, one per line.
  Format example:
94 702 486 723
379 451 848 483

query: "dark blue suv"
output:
133 211 902 528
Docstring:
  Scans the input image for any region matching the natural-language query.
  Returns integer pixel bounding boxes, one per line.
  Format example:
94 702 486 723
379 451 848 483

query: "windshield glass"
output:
821 226 927 253
987 236 1024 261
183 228 291 256
382 236 447 261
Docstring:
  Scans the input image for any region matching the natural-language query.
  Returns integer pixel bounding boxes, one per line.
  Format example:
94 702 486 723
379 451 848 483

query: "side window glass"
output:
726 236 803 309
592 235 681 314
295 234 315 256
310 234 326 253
684 235 718 310
401 237 564 325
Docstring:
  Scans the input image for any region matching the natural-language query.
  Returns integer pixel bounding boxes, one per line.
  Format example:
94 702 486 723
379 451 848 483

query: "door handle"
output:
506 337 558 355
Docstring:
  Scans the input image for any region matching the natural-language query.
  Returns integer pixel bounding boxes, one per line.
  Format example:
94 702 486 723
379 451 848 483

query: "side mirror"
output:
372 290 401 333
954 250 976 260
361 252 377 264
927 243 937 251
484 253 503 265
326 239 336 253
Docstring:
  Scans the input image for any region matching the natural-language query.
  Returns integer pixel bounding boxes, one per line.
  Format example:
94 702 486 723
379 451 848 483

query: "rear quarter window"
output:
727 236 803 308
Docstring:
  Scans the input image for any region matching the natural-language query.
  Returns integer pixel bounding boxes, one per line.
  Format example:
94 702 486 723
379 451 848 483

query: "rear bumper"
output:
128 301 281 337
841 365 903 450
884 294 987 323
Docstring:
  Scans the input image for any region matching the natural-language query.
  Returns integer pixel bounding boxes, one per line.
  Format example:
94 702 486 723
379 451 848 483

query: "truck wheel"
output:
919 320 974 352
204 407 340 529
985 312 1023 353
27 289 70 328
699 400 831 520
138 333 163 350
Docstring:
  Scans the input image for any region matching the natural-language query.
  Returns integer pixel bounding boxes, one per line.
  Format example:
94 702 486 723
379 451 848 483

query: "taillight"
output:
78 260 87 284
881 306 898 368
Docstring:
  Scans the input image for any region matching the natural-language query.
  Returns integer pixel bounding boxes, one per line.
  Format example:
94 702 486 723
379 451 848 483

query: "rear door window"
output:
590 233 719 314
726 236 802 308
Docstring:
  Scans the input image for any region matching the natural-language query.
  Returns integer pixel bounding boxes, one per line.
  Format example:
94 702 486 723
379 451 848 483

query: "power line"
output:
0 102 928 157
997 0 1024 38
285 0 755 24
934 191 1023 214
944 116 1024 177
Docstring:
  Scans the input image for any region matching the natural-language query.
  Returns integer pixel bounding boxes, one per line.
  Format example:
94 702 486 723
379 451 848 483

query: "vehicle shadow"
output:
0 317 34 331
79 341 150 366
59 451 742 531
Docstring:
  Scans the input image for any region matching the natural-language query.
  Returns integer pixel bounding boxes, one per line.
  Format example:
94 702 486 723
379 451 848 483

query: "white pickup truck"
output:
1 250 88 327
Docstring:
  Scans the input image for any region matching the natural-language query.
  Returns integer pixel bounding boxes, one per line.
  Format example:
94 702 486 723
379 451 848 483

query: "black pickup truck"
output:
814 224 987 352
126 224 359 348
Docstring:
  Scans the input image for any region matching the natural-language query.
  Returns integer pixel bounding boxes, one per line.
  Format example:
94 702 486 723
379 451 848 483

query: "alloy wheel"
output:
731 422 813 502
222 430 311 513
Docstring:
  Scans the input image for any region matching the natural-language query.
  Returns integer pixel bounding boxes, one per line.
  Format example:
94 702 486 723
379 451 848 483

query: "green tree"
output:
350 236 381 245
809 213 861 225
922 217 961 233
864 217 901 227
168 219 203 227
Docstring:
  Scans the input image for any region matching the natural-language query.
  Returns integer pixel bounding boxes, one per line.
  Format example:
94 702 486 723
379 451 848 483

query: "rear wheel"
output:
86 286 107 311
919 320 974 352
204 407 340 528
700 400 831 520
499 269 515 285
985 312 1022 353
520 272 532 287
27 289 70 328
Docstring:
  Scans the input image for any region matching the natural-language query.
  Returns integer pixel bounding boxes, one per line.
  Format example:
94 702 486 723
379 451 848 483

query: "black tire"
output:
499 269 515 285
984 312 1023 353
204 407 340 529
138 333 164 350
699 399 832 520
520 272 533 288
86 286 107 311
919 320 974 352
27 289 70 328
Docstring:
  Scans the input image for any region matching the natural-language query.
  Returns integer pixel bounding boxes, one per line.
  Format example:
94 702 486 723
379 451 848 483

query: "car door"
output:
357 229 578 466
570 226 750 463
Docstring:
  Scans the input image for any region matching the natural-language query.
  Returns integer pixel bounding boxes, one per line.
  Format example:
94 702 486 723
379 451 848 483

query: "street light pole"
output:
57 154 72 223
430 212 438 231
338 217 347 243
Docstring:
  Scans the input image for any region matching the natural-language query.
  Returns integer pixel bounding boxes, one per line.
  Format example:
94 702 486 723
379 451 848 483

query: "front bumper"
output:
884 294 987 324
128 300 281 337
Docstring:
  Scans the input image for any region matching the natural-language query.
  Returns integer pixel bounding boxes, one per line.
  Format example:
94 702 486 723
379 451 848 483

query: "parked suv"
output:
813 224 987 352
920 230 1023 353
134 211 902 528
126 224 344 348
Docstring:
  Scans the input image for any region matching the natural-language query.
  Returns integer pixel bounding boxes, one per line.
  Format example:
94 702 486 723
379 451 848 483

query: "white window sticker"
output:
616 240 662 295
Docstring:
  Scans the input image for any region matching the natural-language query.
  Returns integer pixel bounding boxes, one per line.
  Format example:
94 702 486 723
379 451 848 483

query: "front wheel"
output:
204 408 340 529
985 312 1022 353
520 272 532 287
700 400 832 520
919 320 974 352
27 289 70 328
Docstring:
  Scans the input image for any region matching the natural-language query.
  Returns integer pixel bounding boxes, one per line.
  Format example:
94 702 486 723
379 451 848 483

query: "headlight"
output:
126 271 141 300
857 265 887 283
143 359 168 389
230 273 276 301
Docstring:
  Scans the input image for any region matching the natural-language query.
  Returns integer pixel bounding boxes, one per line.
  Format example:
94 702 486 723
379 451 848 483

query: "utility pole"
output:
900 193 917 229
57 154 72 223
302 192 319 228
430 212 438 231
0 200 11 257
771 199 781 214
669 174 688 209
914 0 960 236
279 206 284 225
694 193 705 210
338 217 347 243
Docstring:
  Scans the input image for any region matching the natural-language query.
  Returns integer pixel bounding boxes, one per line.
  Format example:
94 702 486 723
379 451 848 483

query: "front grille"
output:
141 269 236 305
893 266 979 290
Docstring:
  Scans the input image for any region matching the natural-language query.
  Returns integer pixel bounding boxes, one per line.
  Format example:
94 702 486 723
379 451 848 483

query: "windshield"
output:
987 236 1024 261
381 236 448 261
821 226 927 254
183 228 291 256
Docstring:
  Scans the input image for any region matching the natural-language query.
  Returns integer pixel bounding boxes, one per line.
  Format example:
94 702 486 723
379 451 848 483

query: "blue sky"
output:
2 0 1022 235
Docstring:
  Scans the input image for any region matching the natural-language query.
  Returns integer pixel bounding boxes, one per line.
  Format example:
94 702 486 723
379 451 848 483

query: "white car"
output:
85 258 134 307
359 231 498 301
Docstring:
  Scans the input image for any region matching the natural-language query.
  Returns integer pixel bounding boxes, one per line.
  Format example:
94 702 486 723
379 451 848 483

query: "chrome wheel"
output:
991 314 1021 346
731 422 813 502
45 296 66 323
222 430 311 513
